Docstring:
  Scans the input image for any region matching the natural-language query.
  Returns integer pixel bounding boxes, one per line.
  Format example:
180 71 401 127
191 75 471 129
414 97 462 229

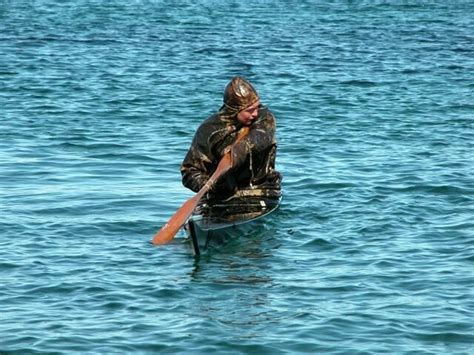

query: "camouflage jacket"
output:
181 106 281 201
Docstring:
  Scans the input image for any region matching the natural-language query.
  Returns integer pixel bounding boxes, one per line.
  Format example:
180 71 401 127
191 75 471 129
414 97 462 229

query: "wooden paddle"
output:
152 126 249 245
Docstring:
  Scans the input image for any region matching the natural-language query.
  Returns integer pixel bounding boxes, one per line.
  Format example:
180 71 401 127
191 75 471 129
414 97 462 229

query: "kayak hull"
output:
185 196 281 256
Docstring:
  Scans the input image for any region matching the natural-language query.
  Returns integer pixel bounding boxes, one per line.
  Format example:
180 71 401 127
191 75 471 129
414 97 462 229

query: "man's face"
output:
237 100 260 126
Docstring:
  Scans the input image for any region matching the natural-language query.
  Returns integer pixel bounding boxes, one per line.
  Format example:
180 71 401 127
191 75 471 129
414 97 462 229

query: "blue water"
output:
1 1 473 353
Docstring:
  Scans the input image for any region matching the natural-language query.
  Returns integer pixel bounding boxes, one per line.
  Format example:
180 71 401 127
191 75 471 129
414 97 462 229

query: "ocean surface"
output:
1 1 473 353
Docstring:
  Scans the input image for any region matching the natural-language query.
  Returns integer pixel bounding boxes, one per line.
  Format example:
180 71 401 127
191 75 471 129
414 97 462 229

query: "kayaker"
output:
181 76 282 206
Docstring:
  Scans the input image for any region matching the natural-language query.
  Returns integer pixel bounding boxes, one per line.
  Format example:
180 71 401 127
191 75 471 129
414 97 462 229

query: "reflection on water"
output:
188 227 280 334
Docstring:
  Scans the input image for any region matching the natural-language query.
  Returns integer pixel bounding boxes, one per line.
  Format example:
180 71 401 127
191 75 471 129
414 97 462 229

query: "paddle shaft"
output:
152 126 249 245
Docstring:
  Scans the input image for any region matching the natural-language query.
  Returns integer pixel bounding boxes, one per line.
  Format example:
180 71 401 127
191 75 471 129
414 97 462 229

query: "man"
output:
181 76 281 211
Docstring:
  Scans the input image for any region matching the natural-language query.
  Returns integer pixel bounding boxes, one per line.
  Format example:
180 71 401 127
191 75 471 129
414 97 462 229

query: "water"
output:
1 1 473 353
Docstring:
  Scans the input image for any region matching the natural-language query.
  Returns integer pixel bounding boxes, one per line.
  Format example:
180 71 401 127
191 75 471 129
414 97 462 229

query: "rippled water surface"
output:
1 1 473 353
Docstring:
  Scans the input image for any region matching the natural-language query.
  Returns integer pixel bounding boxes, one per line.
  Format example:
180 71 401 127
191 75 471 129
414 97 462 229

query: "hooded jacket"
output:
180 78 281 202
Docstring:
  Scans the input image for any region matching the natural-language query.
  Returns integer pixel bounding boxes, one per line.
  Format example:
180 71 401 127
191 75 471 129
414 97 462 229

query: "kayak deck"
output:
185 196 281 256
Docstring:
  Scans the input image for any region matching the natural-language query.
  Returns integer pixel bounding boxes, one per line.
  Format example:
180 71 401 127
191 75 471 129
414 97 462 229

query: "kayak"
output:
184 195 281 256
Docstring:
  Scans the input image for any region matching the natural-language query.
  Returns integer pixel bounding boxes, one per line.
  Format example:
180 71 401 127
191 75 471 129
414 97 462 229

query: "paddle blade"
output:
152 195 200 245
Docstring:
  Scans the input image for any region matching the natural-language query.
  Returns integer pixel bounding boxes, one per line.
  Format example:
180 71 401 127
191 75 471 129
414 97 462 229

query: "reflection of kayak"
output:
185 195 281 256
